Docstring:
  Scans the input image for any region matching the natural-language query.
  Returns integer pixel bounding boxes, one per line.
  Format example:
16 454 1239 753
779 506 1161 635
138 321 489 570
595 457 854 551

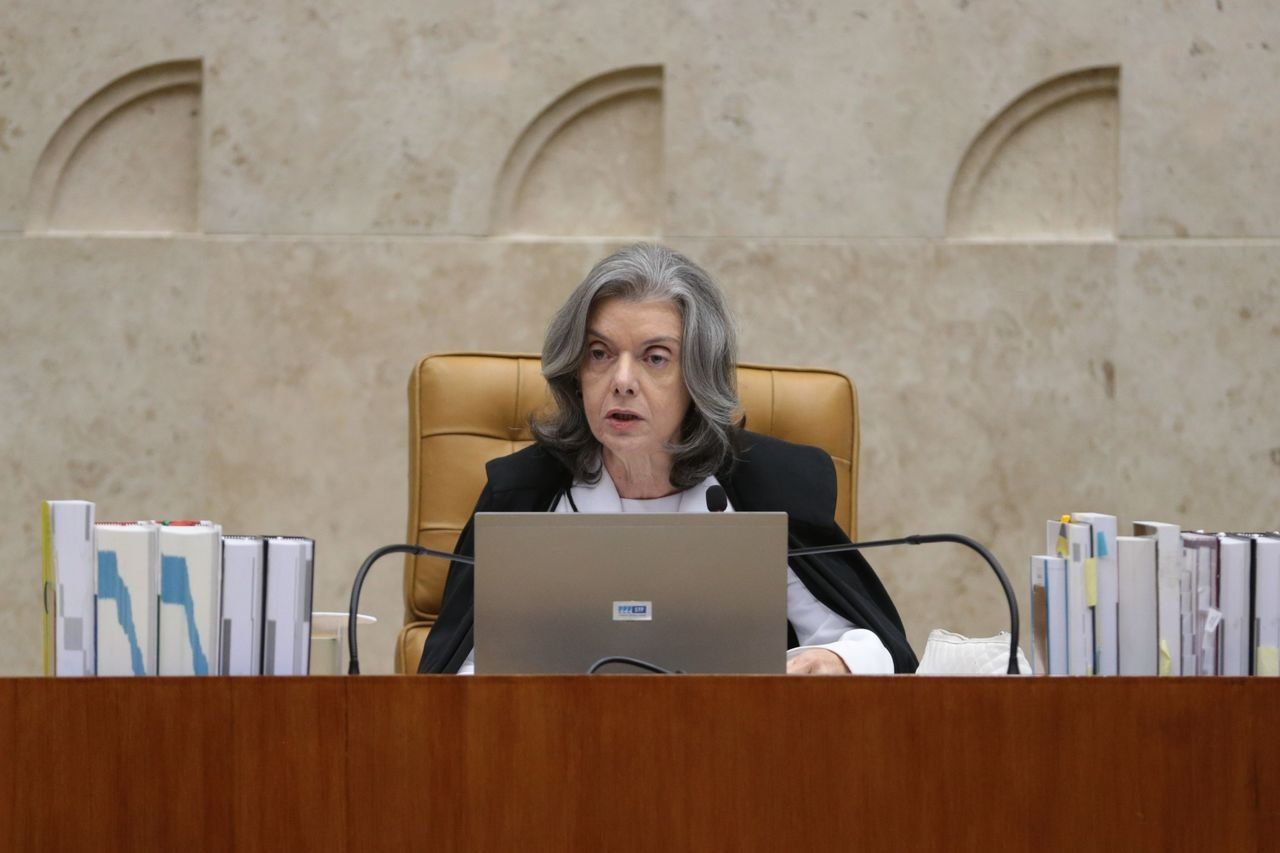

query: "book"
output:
1217 535 1251 676
263 537 315 676
1133 521 1183 675
1030 555 1068 675
95 523 160 676
42 500 97 676
1073 513 1118 675
157 522 223 676
1181 532 1220 676
1047 518 1092 675
220 536 266 676
1253 536 1280 676
1116 536 1158 675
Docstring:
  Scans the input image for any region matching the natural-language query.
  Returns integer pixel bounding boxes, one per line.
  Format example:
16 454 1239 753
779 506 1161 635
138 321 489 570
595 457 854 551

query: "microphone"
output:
347 543 473 675
788 534 1022 674
706 484 728 512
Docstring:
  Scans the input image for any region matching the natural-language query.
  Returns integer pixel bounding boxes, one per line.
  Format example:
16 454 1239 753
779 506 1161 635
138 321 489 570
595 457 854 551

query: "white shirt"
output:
456 468 893 675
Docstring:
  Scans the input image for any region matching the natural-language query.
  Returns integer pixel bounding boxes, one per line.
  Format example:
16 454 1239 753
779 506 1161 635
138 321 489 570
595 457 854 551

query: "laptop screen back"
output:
474 512 788 674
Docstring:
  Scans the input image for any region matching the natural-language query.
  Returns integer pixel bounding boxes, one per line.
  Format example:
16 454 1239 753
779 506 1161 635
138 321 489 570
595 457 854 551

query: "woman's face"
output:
579 297 691 464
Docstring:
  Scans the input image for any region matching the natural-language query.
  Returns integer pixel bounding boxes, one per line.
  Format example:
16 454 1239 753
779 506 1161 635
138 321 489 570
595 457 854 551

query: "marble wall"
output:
2 0 1278 675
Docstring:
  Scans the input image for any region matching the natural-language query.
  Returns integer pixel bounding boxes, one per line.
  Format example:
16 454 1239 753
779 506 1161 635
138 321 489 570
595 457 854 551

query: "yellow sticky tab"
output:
1159 639 1172 676
1257 646 1280 677
1084 557 1098 607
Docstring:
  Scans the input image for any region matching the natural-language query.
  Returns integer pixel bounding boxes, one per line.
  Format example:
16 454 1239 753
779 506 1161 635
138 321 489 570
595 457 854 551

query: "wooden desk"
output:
1 677 1275 851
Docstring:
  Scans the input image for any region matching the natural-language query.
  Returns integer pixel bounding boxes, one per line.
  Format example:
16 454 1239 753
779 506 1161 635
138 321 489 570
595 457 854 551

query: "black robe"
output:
417 431 918 674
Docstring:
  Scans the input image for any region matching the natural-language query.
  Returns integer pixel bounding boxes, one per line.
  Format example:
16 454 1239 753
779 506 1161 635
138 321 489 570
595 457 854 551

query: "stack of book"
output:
1030 513 1279 676
42 500 315 677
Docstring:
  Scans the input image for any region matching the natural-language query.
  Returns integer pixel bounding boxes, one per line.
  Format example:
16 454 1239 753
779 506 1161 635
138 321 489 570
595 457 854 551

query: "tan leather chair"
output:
396 352 860 672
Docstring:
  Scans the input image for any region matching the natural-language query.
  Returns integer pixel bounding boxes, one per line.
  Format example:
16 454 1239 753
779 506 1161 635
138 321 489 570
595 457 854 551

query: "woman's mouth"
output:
605 410 643 428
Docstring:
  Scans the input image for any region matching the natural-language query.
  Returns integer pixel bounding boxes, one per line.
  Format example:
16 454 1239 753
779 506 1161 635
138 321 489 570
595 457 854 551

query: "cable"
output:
348 543 474 675
587 655 679 674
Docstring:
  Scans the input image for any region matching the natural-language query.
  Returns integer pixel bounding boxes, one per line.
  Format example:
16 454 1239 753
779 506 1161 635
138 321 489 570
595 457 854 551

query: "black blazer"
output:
417 431 918 674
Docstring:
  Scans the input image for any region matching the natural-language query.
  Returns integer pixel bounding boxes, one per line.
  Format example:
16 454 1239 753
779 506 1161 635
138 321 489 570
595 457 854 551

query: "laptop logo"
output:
613 601 652 621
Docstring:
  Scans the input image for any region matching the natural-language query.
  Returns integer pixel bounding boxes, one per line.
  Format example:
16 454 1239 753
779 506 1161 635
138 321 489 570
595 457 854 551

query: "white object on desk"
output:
310 611 376 675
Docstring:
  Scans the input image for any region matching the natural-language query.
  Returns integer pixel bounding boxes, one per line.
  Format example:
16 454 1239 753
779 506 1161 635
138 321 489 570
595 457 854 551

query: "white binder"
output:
1116 536 1158 675
95 523 160 676
157 523 223 676
42 500 97 676
221 536 266 676
263 537 315 675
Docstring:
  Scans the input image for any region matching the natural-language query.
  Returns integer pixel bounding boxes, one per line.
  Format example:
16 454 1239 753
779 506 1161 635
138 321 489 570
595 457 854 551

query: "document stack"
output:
40 500 316 677
1030 512 1280 676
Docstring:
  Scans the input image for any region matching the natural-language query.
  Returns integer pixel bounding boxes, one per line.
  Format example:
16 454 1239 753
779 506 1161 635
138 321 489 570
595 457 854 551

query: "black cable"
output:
347 543 474 675
587 655 679 674
789 533 1022 675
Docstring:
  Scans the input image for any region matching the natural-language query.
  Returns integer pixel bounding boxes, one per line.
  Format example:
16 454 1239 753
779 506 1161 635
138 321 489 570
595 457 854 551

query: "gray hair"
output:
531 243 741 490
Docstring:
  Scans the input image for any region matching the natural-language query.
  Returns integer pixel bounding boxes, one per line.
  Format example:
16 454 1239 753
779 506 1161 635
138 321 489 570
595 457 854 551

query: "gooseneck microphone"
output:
706 484 728 512
788 534 1021 674
347 543 473 674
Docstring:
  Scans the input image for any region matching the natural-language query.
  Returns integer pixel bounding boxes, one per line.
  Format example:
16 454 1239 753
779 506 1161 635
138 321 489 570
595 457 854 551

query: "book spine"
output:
1218 537 1250 676
1117 536 1158 675
1030 556 1049 675
1254 539 1280 676
41 502 54 677
1180 544 1197 676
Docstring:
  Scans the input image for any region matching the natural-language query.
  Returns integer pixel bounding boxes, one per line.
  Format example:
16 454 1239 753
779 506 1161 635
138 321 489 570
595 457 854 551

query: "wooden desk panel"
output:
0 679 13 849
229 678 346 851
2 677 1276 851
10 678 234 852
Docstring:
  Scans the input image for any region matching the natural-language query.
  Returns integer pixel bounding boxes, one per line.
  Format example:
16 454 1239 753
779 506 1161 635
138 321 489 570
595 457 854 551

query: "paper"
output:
1084 557 1098 607
1159 639 1171 676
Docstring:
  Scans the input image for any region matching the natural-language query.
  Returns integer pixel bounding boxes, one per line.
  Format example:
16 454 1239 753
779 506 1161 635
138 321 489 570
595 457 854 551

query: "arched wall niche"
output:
491 66 664 237
947 66 1120 240
27 59 203 233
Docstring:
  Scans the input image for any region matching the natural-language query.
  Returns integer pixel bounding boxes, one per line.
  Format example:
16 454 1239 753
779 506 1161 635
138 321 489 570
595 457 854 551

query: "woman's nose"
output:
612 355 638 396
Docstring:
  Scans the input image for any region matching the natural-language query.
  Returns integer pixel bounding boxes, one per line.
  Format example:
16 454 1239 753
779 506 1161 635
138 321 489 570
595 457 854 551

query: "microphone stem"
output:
790 534 1022 675
348 543 474 675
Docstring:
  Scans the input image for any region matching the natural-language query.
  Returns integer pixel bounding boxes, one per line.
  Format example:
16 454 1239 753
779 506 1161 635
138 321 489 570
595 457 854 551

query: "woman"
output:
419 244 917 675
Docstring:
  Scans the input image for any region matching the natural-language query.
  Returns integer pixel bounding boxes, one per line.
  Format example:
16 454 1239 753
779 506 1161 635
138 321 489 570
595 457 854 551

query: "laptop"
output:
473 512 789 674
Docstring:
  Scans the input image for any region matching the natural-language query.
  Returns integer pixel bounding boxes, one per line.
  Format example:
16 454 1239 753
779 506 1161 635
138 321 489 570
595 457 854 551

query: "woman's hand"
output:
786 648 850 674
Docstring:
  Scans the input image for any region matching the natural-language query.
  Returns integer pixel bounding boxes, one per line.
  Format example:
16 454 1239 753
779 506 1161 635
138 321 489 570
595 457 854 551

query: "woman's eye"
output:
646 353 669 367
588 347 608 361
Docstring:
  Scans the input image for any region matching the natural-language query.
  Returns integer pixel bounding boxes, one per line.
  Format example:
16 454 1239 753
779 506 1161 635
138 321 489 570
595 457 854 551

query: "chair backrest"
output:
396 352 860 672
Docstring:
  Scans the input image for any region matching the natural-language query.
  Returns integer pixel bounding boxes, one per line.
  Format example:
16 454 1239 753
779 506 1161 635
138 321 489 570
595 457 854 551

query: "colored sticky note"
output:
1256 646 1279 677
1159 639 1171 676
1084 557 1098 607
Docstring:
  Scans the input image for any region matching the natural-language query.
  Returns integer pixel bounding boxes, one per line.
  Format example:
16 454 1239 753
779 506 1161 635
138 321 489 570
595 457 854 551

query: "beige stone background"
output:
2 0 1278 675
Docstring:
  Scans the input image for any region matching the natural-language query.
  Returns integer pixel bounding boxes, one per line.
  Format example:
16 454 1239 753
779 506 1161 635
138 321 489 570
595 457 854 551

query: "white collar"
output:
560 465 732 514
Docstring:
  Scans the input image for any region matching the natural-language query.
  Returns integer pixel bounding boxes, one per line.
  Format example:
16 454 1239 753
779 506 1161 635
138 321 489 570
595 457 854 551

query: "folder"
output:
1253 536 1280 676
95 522 160 676
42 500 97 676
221 536 266 676
1074 513 1118 675
1030 555 1067 675
1116 536 1157 675
1047 519 1092 675
263 537 315 675
157 523 223 676
1133 521 1183 675
1217 535 1250 676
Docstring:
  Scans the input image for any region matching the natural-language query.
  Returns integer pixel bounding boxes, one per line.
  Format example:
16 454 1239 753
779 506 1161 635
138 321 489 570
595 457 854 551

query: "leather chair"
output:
396 352 861 672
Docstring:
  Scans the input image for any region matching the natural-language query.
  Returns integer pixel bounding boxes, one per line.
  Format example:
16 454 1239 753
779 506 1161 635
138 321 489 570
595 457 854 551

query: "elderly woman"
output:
419 244 917 675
